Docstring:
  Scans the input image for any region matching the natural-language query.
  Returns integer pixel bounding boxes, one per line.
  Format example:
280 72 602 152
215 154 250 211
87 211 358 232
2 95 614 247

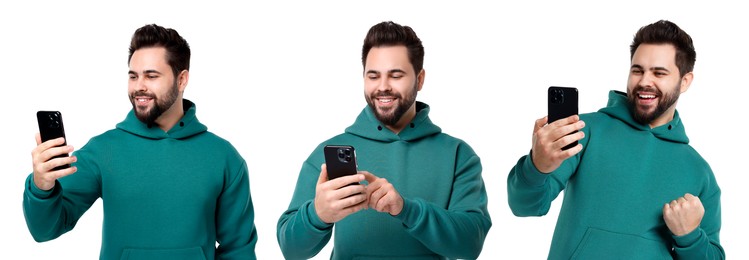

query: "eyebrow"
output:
630 64 670 72
366 69 407 74
651 66 670 72
128 69 163 75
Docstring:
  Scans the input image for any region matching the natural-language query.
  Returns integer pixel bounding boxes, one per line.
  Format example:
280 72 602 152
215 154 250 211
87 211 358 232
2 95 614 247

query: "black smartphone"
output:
324 145 358 180
36 111 70 170
548 86 579 150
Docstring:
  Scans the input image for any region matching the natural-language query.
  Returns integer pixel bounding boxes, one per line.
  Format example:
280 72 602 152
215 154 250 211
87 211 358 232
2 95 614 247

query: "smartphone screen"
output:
548 86 579 150
36 111 70 170
324 145 358 180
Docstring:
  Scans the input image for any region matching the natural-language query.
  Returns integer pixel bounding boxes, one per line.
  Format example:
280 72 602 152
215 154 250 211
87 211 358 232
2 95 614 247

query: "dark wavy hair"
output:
128 24 190 77
361 21 424 74
630 20 695 77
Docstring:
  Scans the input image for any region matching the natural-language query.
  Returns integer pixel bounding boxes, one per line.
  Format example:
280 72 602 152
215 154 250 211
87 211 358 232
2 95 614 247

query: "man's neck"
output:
648 106 677 129
384 105 417 134
154 99 185 132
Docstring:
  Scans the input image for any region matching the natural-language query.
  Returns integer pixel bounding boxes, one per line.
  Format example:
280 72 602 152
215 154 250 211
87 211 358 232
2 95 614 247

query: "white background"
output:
2 1 746 259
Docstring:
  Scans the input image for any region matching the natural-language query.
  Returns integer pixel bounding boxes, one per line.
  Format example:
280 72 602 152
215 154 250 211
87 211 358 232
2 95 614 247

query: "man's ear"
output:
178 70 189 92
679 71 693 94
416 69 425 91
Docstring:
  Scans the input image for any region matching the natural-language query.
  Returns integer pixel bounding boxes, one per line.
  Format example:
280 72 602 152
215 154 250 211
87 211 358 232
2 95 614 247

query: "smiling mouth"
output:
134 96 154 106
638 93 657 99
378 97 394 103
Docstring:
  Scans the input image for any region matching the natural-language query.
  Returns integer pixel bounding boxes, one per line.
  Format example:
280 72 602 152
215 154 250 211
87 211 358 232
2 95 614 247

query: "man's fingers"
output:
50 166 78 180
549 114 580 127
325 174 364 189
340 192 368 209
40 137 67 151
684 193 698 201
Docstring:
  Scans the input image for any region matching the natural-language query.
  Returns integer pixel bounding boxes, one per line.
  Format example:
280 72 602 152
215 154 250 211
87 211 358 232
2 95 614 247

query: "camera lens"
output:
338 153 344 159
344 149 351 155
345 155 351 162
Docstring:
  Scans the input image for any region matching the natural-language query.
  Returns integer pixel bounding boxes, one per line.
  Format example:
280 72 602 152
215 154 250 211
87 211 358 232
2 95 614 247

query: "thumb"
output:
534 116 548 133
318 164 329 184
35 133 42 145
361 171 377 184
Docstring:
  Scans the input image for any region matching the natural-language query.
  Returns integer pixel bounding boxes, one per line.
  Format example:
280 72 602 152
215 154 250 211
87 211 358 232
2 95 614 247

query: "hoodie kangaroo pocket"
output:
120 247 206 260
570 227 670 260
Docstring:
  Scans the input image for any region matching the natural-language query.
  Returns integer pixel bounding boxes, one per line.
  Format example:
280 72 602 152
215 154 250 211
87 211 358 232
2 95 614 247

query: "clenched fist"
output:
663 193 704 236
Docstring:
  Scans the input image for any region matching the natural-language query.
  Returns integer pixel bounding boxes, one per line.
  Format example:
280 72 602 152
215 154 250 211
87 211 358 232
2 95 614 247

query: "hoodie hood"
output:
116 99 207 140
599 90 689 144
345 101 442 142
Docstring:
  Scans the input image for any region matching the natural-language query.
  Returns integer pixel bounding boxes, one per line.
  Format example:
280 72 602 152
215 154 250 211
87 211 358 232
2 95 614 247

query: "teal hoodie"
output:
277 102 492 260
23 100 258 260
508 91 724 259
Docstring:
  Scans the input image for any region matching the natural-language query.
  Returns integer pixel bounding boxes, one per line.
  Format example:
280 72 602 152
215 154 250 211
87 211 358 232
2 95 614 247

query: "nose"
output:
376 76 392 92
638 72 655 88
132 75 147 92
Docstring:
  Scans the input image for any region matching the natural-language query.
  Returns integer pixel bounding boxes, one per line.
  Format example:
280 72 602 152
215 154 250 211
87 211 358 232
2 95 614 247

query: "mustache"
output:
633 86 662 96
130 91 156 99
371 90 402 98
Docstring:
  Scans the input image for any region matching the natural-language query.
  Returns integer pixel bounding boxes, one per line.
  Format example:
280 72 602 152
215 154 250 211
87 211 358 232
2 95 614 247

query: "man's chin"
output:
135 108 151 117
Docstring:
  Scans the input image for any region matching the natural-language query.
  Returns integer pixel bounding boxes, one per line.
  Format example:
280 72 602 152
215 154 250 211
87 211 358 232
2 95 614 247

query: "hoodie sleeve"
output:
507 149 580 217
215 159 258 260
277 159 333 259
392 142 492 259
671 169 725 259
22 146 101 242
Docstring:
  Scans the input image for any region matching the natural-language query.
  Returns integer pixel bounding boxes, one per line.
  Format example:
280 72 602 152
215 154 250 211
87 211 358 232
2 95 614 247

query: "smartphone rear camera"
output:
551 89 565 104
337 148 353 164
46 113 61 128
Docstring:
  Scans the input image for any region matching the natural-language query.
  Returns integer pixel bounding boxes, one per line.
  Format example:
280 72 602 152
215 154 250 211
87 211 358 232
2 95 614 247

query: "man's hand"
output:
31 133 77 191
362 171 404 216
663 193 705 236
531 115 585 173
314 164 368 224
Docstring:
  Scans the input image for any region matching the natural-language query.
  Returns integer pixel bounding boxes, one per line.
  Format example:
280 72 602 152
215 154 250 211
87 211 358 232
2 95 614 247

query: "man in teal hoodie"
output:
277 21 492 259
24 24 258 259
507 20 724 259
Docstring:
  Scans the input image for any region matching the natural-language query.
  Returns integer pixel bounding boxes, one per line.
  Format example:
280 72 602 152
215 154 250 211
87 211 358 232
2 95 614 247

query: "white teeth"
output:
379 98 393 103
639 94 656 99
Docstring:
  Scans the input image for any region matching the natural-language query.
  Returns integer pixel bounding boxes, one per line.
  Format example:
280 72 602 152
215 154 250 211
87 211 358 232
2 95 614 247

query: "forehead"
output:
365 45 413 73
631 43 677 68
129 46 169 70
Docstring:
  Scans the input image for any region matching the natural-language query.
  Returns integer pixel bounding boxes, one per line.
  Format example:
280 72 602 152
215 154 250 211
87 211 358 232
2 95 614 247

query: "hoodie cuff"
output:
522 152 550 186
306 201 333 230
672 227 702 248
25 174 59 200
393 197 421 228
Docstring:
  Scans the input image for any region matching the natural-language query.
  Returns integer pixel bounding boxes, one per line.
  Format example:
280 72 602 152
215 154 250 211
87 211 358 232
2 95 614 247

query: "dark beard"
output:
129 81 179 126
627 85 680 125
365 84 417 126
